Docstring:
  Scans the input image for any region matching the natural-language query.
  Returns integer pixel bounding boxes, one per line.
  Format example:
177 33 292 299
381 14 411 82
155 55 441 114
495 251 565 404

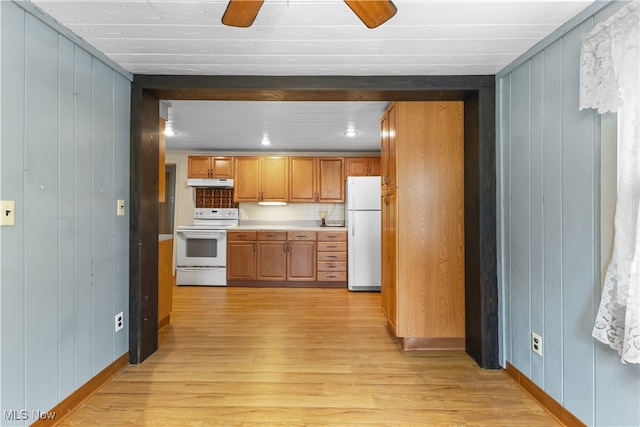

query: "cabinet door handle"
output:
383 195 389 206
253 242 256 252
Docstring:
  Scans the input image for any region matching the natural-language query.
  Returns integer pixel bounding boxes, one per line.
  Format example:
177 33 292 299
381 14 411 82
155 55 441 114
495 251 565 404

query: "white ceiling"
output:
164 100 390 152
30 0 595 152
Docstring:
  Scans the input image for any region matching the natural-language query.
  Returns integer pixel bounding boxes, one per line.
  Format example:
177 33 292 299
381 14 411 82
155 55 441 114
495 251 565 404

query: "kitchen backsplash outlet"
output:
239 202 344 224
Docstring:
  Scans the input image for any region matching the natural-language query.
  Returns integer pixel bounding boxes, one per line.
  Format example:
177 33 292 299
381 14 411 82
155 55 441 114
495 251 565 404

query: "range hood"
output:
187 178 234 188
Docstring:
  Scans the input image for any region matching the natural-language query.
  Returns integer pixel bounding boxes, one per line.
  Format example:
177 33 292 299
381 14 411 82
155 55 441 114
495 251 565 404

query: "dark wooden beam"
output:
129 84 159 364
132 75 494 101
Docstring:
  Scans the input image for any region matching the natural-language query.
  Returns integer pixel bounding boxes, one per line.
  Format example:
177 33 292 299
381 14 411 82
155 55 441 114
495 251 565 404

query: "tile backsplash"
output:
195 188 239 208
239 202 345 225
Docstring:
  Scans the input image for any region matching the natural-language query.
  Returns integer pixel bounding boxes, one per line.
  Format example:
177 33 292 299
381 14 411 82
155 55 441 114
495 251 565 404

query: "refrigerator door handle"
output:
349 181 355 208
350 211 355 236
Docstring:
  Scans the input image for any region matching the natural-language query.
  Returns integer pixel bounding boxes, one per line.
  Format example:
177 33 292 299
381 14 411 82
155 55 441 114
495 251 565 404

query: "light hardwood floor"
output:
59 286 558 426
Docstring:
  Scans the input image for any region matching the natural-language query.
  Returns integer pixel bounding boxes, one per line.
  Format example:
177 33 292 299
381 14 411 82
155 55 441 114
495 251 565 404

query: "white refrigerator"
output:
345 176 381 291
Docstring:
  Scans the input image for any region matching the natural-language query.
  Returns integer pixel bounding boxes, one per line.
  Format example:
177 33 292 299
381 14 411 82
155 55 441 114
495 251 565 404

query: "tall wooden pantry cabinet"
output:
380 101 466 350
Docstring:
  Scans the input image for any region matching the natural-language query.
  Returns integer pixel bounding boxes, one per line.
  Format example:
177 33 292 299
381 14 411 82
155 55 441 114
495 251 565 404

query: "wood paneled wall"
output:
496 2 640 426
0 1 131 421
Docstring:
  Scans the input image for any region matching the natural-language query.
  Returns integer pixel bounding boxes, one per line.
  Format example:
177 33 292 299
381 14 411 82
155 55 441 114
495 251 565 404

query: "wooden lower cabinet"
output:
227 231 257 280
227 229 346 287
316 231 347 283
158 237 173 331
380 189 397 333
256 231 287 280
287 231 317 281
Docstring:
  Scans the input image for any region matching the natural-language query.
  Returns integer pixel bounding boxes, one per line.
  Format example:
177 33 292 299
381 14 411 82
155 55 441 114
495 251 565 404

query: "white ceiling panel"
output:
32 0 594 76
165 100 389 153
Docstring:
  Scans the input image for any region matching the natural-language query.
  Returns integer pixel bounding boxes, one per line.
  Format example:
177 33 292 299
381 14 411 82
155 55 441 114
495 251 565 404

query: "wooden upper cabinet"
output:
260 156 289 202
234 156 288 203
289 157 317 202
234 156 261 202
188 156 233 179
381 102 397 189
317 157 344 202
345 157 381 177
369 158 382 176
289 157 344 202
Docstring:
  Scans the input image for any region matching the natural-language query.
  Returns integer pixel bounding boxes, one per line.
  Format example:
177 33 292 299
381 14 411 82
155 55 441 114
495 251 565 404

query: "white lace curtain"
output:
580 1 639 364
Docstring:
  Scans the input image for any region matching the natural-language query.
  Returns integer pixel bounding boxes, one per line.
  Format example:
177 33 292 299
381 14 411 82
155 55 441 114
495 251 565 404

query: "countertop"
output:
229 224 346 232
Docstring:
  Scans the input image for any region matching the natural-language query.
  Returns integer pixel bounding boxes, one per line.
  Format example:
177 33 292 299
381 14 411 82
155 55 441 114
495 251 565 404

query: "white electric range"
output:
176 208 239 286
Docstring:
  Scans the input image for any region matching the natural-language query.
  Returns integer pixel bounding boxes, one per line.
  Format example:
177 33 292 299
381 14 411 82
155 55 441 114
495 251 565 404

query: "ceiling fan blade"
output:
344 0 397 28
221 0 265 28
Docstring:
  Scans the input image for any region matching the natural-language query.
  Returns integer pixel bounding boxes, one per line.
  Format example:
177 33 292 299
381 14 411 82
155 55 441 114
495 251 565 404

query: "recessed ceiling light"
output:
261 136 271 146
344 130 358 137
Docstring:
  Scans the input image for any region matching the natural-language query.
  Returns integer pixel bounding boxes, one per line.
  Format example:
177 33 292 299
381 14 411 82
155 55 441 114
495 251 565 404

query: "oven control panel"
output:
194 208 239 220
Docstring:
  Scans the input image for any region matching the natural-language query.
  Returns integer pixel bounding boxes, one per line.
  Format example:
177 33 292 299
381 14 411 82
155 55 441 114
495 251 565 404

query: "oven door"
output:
176 229 227 267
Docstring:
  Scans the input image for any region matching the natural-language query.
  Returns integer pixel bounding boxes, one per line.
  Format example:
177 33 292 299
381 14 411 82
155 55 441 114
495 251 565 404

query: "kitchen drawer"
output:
317 271 347 282
228 231 257 241
317 261 346 272
317 231 346 242
257 231 287 241
317 241 346 252
317 252 347 262
287 231 317 241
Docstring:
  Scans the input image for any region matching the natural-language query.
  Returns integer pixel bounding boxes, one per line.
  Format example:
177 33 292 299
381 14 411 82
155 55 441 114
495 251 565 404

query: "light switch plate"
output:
0 200 15 226
117 199 125 216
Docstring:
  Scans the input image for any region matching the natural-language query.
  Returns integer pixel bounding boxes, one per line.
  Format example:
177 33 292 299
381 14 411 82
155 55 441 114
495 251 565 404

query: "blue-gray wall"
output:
0 2 132 425
497 2 640 426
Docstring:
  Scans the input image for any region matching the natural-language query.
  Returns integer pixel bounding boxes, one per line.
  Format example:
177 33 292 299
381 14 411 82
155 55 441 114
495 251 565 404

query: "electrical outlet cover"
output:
531 332 543 356
115 312 124 332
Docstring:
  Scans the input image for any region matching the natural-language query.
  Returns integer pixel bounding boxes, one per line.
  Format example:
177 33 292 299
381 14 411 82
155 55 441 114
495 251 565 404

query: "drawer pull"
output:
327 245 337 249
327 265 337 269
327 255 337 259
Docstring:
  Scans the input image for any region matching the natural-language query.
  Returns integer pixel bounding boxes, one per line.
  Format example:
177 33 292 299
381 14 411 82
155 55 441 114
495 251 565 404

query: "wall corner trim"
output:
31 353 130 427
505 361 586 427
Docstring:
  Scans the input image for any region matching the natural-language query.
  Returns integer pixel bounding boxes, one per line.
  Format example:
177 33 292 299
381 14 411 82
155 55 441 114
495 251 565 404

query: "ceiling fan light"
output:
221 0 265 28
343 0 397 29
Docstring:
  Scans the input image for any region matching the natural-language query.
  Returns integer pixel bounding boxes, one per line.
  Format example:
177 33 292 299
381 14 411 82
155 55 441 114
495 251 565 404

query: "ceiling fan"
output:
221 0 397 29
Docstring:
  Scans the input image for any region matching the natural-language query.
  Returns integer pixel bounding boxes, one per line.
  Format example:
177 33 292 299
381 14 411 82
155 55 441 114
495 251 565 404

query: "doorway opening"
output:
129 76 498 368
